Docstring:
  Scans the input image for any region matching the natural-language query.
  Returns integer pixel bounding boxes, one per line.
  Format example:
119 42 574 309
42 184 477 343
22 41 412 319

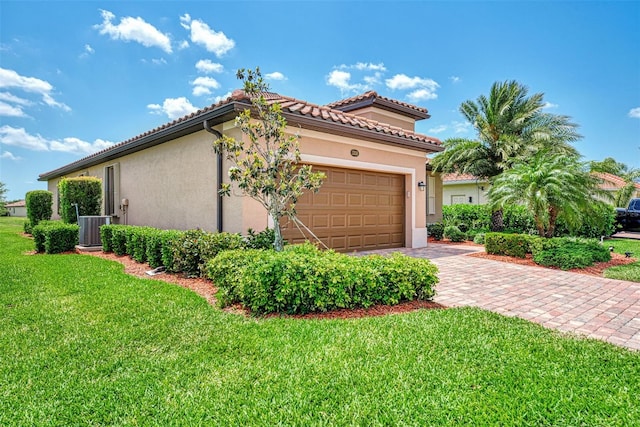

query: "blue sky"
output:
1 1 639 201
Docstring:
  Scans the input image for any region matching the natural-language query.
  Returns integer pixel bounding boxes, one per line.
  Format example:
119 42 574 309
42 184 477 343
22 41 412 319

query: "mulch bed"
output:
468 251 636 277
80 249 445 319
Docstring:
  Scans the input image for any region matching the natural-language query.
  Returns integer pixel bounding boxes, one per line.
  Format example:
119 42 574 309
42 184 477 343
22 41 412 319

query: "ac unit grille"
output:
78 216 111 247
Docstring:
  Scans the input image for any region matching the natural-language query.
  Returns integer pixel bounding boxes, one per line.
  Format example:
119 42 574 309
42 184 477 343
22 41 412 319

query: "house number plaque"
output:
350 149 359 157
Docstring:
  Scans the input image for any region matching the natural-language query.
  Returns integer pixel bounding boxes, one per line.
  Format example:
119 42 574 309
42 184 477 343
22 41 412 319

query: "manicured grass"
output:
1 217 639 425
604 238 640 281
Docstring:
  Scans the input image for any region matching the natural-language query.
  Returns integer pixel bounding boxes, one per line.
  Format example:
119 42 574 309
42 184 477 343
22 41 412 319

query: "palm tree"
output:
589 157 640 207
432 80 580 230
489 152 608 237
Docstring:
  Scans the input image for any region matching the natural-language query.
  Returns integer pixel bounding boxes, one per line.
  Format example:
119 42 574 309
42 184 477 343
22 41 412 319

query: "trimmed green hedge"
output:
170 229 244 277
25 190 53 233
32 221 79 254
484 233 533 258
485 232 611 270
207 243 439 315
444 225 465 242
58 177 102 224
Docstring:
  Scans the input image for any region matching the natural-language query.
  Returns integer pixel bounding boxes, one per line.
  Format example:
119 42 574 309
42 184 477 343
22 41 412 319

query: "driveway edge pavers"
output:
362 244 640 351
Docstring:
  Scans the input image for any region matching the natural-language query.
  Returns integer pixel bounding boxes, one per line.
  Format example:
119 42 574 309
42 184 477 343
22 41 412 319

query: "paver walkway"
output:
363 243 640 350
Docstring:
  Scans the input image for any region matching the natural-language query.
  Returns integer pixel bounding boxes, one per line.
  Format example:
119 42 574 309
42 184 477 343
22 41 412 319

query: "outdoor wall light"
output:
417 181 426 191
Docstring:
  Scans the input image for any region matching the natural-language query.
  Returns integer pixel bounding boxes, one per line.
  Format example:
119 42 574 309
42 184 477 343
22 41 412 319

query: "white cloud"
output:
629 107 640 119
386 74 438 91
151 58 167 66
542 102 558 109
0 101 28 117
0 68 70 112
148 97 198 119
214 91 232 103
0 126 48 150
453 121 471 134
195 59 223 74
178 40 190 50
0 125 115 155
326 70 367 93
94 9 172 53
49 137 115 155
1 151 21 161
180 14 234 57
407 88 438 102
80 44 95 58
450 76 461 83
191 76 220 96
340 62 386 72
428 125 448 134
386 74 439 102
363 72 383 86
0 92 31 106
265 71 286 81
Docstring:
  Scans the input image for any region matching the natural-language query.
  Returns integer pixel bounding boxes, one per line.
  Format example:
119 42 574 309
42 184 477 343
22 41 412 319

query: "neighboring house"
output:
441 171 639 207
39 90 443 252
593 172 640 201
441 173 489 206
5 200 27 217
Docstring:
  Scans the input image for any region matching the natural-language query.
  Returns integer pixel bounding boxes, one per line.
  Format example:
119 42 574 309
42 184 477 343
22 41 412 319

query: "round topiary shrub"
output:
444 225 465 242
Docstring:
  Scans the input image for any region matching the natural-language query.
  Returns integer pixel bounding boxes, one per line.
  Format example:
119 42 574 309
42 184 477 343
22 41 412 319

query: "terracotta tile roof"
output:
325 90 430 119
593 172 640 191
5 200 25 207
238 90 441 146
40 90 442 180
441 173 487 183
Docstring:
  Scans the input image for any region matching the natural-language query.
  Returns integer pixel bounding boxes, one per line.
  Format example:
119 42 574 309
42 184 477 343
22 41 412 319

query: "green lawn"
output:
605 237 640 281
1 217 639 426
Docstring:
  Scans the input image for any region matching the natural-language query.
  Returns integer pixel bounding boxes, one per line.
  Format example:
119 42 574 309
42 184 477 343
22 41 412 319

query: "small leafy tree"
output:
0 181 7 216
489 152 609 237
212 68 326 251
58 177 102 223
25 190 53 227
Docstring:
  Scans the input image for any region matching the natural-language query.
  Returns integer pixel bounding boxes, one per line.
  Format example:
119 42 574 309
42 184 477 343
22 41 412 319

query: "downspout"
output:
203 120 224 233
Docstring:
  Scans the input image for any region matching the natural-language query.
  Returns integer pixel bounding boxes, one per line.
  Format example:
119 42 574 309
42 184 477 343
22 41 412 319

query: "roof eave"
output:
282 112 443 153
38 103 238 181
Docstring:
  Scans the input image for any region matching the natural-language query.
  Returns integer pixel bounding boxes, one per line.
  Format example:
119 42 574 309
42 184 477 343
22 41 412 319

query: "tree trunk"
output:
546 206 559 238
490 208 504 232
272 216 285 252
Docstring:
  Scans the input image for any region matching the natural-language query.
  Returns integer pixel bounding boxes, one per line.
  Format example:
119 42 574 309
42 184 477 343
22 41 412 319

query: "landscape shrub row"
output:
485 232 611 270
32 221 79 254
99 225 274 277
438 203 617 239
207 243 439 315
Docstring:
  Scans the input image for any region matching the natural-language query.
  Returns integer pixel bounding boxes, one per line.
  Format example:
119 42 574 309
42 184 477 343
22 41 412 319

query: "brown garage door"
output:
281 166 405 252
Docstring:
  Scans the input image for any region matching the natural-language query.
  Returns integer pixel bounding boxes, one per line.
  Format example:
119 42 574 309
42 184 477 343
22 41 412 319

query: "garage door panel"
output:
281 166 405 251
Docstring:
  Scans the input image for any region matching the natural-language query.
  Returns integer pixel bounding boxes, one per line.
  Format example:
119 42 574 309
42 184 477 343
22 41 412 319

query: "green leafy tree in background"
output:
589 157 640 207
432 80 580 231
0 182 7 216
489 152 609 237
212 68 326 251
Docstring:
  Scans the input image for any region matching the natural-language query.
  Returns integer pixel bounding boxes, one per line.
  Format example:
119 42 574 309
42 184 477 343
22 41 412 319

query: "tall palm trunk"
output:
490 208 504 232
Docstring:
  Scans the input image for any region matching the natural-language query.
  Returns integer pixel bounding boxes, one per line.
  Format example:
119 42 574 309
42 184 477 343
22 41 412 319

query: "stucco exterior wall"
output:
48 131 220 231
347 106 415 131
7 206 27 217
443 182 489 206
44 117 439 248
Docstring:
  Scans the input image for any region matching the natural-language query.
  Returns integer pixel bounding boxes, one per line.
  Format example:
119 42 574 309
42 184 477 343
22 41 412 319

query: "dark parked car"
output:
616 198 640 231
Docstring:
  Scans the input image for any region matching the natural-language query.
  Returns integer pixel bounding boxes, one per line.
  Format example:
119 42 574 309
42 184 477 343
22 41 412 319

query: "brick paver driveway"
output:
363 243 640 350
